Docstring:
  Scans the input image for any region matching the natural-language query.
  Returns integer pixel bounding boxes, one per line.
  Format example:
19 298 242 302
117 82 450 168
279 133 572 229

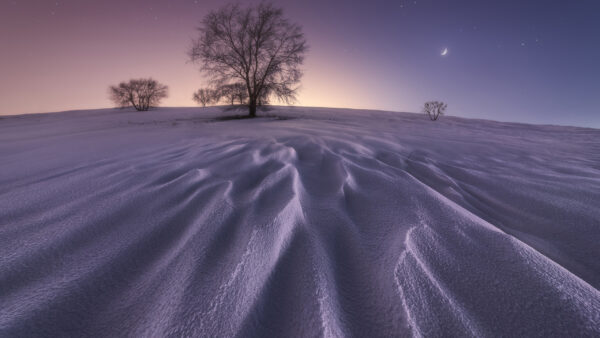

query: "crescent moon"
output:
441 48 448 56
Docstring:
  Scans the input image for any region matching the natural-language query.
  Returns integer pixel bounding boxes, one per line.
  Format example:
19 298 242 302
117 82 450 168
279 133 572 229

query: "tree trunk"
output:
249 101 257 117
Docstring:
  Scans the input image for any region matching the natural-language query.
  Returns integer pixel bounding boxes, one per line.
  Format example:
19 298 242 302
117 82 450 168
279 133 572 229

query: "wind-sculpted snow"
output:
0 107 599 337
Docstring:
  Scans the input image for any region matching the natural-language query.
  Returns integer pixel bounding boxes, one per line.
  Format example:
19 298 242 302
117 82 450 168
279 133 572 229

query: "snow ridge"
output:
1 107 599 337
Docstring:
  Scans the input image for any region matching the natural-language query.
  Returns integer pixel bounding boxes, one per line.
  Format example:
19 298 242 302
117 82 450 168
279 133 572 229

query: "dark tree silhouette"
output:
189 2 308 117
423 101 447 121
233 83 248 105
219 85 235 105
258 83 272 106
218 83 247 105
109 78 168 111
193 88 215 107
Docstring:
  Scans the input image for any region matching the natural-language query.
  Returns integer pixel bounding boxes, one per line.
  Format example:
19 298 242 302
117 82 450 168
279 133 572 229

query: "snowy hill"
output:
1 107 599 336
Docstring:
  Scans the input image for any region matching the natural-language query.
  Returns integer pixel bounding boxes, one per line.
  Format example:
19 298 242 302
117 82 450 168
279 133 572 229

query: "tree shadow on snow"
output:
210 105 296 122
213 114 295 122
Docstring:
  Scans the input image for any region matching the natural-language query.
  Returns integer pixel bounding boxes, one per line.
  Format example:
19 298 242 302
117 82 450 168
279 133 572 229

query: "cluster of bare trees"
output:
107 3 450 121
109 78 168 111
192 83 248 107
109 3 307 117
220 83 248 105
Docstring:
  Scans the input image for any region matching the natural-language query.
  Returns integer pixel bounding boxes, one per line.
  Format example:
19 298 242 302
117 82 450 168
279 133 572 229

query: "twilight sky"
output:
1 0 599 127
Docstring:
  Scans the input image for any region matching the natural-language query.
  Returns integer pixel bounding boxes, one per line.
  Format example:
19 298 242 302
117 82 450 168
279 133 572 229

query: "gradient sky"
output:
1 0 599 127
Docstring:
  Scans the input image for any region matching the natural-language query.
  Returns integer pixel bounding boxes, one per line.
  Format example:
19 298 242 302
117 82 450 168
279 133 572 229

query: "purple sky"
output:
1 0 599 127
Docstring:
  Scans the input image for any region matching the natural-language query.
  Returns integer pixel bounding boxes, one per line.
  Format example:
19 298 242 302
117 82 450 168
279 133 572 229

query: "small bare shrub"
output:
423 101 447 121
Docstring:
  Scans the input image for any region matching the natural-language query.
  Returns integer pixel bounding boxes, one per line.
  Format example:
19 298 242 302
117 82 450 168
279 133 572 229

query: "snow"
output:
0 106 599 336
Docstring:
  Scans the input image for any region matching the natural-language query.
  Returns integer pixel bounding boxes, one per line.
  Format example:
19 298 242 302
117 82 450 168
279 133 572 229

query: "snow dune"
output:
0 107 599 336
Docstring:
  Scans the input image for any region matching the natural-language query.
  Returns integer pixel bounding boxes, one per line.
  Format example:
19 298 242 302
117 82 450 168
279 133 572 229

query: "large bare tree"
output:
189 3 308 117
109 78 168 111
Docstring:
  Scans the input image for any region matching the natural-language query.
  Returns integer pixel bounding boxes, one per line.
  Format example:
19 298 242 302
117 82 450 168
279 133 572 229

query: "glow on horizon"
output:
1 0 599 128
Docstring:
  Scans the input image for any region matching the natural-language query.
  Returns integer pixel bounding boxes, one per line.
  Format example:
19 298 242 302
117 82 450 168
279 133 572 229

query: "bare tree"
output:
423 101 447 121
219 84 235 106
189 2 308 117
193 88 215 107
232 82 248 105
218 83 247 105
109 78 168 111
258 83 272 106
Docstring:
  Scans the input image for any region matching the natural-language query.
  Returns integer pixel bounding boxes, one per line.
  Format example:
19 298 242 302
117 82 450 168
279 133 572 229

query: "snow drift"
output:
0 107 599 336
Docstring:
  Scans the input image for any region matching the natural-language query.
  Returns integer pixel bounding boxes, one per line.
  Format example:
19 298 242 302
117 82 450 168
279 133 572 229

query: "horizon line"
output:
1 105 598 131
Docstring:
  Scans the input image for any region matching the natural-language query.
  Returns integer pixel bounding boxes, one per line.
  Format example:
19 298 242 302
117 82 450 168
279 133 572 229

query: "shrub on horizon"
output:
423 101 447 121
109 78 168 111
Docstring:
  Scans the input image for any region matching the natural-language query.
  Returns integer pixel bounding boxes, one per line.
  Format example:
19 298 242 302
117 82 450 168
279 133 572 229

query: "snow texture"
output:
1 107 599 337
